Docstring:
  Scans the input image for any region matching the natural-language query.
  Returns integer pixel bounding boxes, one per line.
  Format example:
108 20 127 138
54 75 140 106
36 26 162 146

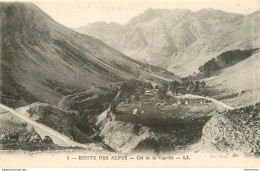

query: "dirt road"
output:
183 94 234 110
57 95 71 110
0 103 91 148
148 73 176 82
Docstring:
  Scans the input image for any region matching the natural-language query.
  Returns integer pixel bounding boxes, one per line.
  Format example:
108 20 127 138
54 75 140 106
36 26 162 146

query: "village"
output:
115 80 216 152
116 78 213 117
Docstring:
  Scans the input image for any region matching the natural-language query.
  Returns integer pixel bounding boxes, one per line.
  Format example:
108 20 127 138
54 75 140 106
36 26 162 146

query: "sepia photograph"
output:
0 0 259 168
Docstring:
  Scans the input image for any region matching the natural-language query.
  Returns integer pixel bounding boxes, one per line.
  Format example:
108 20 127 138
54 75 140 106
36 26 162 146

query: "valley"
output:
0 2 259 159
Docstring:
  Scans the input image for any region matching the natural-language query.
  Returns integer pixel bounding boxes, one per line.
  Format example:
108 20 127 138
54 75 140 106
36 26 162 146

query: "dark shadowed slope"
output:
0 2 144 107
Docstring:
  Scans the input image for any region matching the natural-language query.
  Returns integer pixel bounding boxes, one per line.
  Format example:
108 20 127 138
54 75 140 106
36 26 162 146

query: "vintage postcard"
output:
0 0 259 168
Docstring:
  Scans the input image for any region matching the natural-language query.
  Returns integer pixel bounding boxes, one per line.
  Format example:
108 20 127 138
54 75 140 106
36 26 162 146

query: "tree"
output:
155 85 160 89
187 81 194 92
199 66 204 73
133 92 140 101
144 82 153 89
121 79 141 92
194 81 200 92
109 102 117 113
203 58 220 77
200 81 206 88
169 80 180 95
158 83 168 100
139 86 145 95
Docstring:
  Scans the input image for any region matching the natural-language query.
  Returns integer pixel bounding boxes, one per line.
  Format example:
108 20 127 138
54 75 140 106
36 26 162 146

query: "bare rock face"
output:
77 9 260 77
96 109 115 128
95 110 150 153
75 8 253 70
201 105 260 156
99 121 150 153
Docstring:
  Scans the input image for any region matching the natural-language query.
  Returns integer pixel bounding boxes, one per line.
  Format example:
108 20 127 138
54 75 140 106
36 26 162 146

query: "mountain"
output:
205 50 260 108
0 2 145 107
75 8 245 70
168 9 260 77
76 22 122 45
76 8 260 76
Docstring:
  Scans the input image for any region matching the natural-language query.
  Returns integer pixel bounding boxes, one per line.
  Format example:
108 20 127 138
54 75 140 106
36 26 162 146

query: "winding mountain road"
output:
183 94 234 110
57 95 71 110
148 73 177 82
0 103 91 148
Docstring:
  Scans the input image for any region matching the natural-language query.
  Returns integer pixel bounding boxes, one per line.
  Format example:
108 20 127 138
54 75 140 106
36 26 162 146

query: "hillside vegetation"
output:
0 2 146 108
205 50 260 107
198 48 259 77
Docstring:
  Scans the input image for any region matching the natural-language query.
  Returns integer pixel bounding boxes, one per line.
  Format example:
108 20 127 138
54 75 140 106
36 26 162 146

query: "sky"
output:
12 0 260 28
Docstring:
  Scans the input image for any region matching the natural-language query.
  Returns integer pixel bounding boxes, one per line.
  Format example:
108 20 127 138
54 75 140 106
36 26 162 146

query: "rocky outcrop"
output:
96 109 150 153
0 128 44 144
100 121 150 153
201 104 260 156
96 109 115 128
0 112 42 143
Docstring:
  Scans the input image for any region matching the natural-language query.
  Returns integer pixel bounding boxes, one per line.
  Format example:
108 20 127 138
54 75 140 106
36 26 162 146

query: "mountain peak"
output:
128 8 159 24
195 8 244 16
87 21 121 27
0 2 41 13
247 9 260 17
128 8 194 25
0 2 34 6
0 2 54 45
195 8 224 15
197 8 215 12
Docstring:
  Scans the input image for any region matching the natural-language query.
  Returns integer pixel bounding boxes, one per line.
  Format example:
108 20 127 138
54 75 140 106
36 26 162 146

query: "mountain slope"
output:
76 8 260 77
205 50 260 107
169 9 260 77
75 8 244 69
0 2 144 107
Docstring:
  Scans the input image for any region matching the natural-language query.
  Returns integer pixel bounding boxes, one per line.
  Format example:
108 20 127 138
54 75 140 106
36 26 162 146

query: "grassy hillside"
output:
169 10 260 77
205 51 260 108
197 48 259 77
0 2 146 107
